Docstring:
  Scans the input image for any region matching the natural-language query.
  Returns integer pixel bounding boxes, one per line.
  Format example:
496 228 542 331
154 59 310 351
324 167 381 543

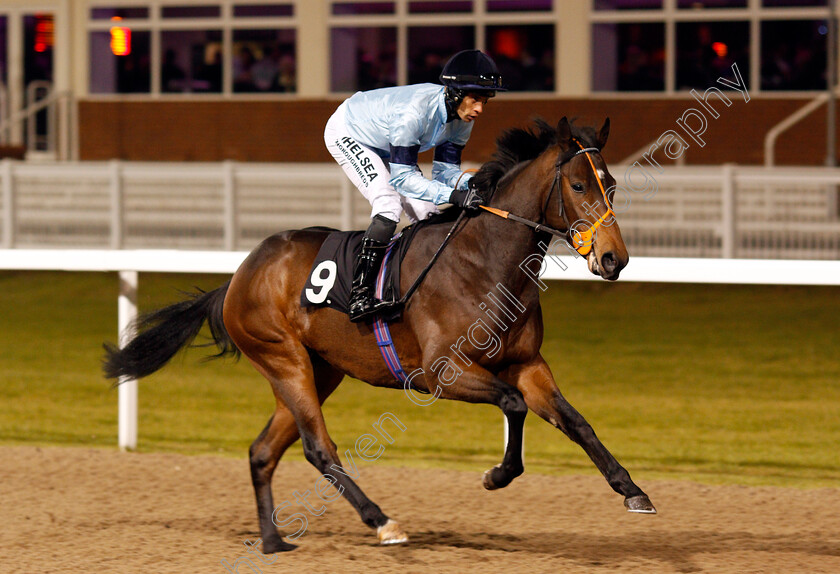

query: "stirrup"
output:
349 295 376 322
349 297 401 323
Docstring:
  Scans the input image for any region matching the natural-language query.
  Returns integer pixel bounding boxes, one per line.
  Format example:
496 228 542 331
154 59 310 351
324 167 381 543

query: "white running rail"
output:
1 248 839 450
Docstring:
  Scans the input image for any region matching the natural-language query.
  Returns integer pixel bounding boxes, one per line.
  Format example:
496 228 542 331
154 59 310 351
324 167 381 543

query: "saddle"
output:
300 226 419 321
300 209 463 385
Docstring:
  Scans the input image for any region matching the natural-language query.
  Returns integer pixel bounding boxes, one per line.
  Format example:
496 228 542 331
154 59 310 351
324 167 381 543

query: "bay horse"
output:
104 117 656 553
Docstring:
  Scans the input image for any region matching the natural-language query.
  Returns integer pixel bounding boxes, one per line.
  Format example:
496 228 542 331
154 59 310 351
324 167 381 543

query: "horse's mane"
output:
405 118 601 232
471 118 601 199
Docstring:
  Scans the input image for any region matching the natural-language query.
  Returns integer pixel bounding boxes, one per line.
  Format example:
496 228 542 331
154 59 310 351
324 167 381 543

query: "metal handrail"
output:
0 87 75 160
763 88 840 167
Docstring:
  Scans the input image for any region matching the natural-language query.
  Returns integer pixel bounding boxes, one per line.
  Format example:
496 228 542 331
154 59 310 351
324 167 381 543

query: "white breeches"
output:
324 103 440 224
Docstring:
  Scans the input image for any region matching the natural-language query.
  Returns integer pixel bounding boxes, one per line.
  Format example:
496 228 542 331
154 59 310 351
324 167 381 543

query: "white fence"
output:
1 160 839 259
0 160 366 250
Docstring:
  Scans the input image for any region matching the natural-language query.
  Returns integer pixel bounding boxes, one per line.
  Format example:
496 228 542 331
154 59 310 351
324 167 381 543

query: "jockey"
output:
324 49 505 322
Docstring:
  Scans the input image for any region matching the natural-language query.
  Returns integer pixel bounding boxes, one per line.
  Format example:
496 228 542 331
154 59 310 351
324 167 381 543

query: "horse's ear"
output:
557 116 572 144
598 117 610 150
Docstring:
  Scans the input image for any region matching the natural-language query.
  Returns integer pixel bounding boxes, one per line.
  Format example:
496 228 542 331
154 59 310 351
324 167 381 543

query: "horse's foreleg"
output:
435 368 528 490
484 386 528 490
249 356 344 553
509 356 656 513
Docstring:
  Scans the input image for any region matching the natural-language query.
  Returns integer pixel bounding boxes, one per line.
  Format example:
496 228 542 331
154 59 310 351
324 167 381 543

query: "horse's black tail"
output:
103 281 240 382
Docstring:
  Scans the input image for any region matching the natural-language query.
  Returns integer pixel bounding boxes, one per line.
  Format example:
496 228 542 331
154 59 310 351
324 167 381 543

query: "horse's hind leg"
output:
249 354 343 553
508 356 656 514
246 340 406 547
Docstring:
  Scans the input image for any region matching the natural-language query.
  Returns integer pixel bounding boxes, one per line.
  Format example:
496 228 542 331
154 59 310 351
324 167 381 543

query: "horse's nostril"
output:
601 251 617 273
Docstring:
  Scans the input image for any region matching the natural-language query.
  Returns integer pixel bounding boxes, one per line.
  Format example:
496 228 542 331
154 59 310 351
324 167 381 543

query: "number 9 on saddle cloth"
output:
301 226 419 321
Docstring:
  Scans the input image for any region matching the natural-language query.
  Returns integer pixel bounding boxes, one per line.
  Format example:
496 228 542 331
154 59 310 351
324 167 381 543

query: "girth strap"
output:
373 240 409 384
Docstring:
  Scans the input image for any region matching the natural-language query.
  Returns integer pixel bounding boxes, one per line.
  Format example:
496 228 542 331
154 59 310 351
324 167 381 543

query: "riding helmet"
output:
439 50 506 96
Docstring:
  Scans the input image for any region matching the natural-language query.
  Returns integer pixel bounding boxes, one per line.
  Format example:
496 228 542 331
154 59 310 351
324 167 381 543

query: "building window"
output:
486 24 554 91
0 16 8 87
408 26 475 84
331 27 397 91
593 0 661 10
332 2 396 15
329 0 556 92
677 0 747 8
161 5 222 18
592 22 664 91
87 2 297 96
761 19 826 90
409 1 473 13
486 0 552 11
233 29 296 92
676 21 749 90
90 7 150 19
762 0 826 5
89 30 152 94
233 3 295 17
593 1 831 93
161 30 223 93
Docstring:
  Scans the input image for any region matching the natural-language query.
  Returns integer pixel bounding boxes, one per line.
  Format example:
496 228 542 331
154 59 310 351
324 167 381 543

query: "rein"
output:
479 140 615 256
396 209 467 306
391 169 479 308
387 140 615 311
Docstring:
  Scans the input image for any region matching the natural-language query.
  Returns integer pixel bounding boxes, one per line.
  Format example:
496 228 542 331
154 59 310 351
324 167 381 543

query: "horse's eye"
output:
571 182 585 193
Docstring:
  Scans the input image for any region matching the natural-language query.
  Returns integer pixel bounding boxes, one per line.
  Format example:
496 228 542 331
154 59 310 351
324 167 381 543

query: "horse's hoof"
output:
377 519 408 545
624 494 657 514
262 535 298 553
483 463 522 490
483 464 503 490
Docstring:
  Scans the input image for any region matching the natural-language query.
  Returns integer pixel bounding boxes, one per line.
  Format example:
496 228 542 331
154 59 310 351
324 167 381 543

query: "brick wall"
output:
79 97 838 166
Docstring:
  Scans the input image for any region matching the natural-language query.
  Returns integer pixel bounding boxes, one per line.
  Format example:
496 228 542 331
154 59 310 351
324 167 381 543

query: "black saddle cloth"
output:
300 227 416 317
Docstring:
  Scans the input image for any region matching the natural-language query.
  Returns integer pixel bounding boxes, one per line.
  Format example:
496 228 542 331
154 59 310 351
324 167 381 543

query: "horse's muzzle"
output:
588 250 626 281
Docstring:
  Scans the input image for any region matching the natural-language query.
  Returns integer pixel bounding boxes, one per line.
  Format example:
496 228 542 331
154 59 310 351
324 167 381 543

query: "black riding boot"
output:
349 215 397 323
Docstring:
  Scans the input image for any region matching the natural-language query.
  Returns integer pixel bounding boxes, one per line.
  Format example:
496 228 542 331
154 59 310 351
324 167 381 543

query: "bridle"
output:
398 139 615 308
480 139 615 256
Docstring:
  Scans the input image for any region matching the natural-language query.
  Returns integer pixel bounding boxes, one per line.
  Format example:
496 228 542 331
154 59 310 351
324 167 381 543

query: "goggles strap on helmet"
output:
444 87 464 122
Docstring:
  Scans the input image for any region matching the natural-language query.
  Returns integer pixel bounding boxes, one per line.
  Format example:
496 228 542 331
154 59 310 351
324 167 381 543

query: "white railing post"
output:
118 270 139 451
56 92 72 161
223 160 237 250
721 163 736 259
2 159 14 248
829 182 839 221
110 160 124 249
58 93 69 161
70 92 79 161
340 176 353 231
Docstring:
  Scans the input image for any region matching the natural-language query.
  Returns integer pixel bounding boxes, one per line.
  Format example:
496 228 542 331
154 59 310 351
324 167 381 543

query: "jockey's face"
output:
457 93 491 122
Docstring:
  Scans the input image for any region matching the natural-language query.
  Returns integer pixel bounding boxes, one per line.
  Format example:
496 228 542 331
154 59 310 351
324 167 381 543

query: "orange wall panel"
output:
78 98 838 166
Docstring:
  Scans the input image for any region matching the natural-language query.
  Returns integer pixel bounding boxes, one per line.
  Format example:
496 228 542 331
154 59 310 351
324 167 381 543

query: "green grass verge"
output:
1 270 838 488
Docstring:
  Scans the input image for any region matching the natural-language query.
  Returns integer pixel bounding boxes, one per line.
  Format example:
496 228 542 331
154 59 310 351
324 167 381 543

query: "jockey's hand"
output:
450 182 484 211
